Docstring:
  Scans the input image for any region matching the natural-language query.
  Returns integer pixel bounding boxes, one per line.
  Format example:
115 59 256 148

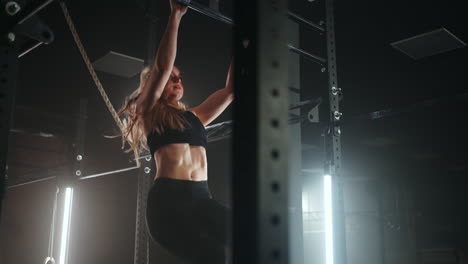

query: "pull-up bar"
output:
177 0 233 25
175 0 324 32
175 0 326 66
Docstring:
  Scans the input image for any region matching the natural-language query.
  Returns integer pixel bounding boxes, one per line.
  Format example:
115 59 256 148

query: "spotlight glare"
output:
302 192 309 212
324 175 334 264
59 187 74 264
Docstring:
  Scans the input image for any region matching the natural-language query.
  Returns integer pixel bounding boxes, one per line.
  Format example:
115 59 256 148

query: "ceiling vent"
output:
391 28 466 60
93 51 144 78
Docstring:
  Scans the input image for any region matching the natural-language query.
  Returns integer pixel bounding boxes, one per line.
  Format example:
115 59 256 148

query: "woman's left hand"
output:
170 0 188 16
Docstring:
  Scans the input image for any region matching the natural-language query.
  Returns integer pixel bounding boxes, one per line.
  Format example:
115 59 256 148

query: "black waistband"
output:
150 177 212 199
154 177 207 184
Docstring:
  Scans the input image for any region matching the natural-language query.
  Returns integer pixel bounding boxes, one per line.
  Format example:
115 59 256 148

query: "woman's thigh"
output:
188 198 231 247
153 207 227 264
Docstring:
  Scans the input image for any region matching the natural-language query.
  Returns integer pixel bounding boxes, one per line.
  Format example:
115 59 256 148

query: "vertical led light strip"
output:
59 187 74 264
324 175 334 264
302 192 309 213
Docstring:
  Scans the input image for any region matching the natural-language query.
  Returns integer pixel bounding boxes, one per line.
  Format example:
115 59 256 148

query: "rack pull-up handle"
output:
175 0 191 5
175 0 234 25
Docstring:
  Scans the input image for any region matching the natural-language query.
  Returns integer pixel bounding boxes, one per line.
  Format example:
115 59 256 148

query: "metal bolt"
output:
333 111 342 120
319 20 325 26
44 256 56 264
335 127 341 136
7 32 15 42
144 167 151 174
76 155 83 161
75 170 81 176
331 86 342 96
321 67 326 73
145 156 151 161
5 1 21 16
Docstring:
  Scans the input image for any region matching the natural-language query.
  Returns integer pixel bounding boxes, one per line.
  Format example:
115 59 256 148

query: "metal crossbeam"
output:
287 11 325 33
288 43 326 66
1 0 55 35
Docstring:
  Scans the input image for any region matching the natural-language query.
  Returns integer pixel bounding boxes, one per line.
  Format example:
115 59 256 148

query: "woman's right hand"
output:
170 0 188 16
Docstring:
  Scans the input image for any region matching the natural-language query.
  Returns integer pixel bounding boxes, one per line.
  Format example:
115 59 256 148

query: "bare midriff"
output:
153 143 208 182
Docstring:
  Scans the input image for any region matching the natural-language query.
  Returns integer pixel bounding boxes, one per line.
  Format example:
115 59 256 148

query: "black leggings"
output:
146 177 231 264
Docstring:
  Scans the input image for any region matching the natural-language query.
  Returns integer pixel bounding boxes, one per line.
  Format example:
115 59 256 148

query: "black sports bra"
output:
146 111 207 155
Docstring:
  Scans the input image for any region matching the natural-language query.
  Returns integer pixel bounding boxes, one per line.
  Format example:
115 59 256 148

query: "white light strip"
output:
324 175 334 264
302 192 309 212
59 187 74 264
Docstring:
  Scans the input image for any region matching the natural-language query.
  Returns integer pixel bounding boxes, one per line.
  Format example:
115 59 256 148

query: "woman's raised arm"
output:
136 0 188 111
190 58 235 126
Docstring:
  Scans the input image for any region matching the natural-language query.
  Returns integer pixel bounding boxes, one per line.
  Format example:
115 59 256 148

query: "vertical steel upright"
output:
233 0 290 264
73 99 87 180
133 6 158 263
133 158 152 264
324 0 347 264
0 38 18 219
57 97 87 264
288 19 305 264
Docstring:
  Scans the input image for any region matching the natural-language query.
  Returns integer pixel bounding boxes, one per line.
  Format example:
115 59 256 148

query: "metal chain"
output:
59 2 124 132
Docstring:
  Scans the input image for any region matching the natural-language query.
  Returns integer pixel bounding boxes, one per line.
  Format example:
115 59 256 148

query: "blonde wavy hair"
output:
116 66 188 166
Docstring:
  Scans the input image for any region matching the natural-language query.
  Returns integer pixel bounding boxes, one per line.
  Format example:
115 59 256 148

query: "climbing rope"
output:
59 1 125 132
59 2 142 163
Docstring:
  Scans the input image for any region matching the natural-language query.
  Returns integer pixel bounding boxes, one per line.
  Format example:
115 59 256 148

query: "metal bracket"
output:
308 105 320 123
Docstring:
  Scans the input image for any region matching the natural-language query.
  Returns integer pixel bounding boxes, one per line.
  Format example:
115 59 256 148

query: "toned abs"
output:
154 143 208 181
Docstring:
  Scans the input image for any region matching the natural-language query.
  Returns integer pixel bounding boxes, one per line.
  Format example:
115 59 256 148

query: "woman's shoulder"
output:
185 109 199 117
